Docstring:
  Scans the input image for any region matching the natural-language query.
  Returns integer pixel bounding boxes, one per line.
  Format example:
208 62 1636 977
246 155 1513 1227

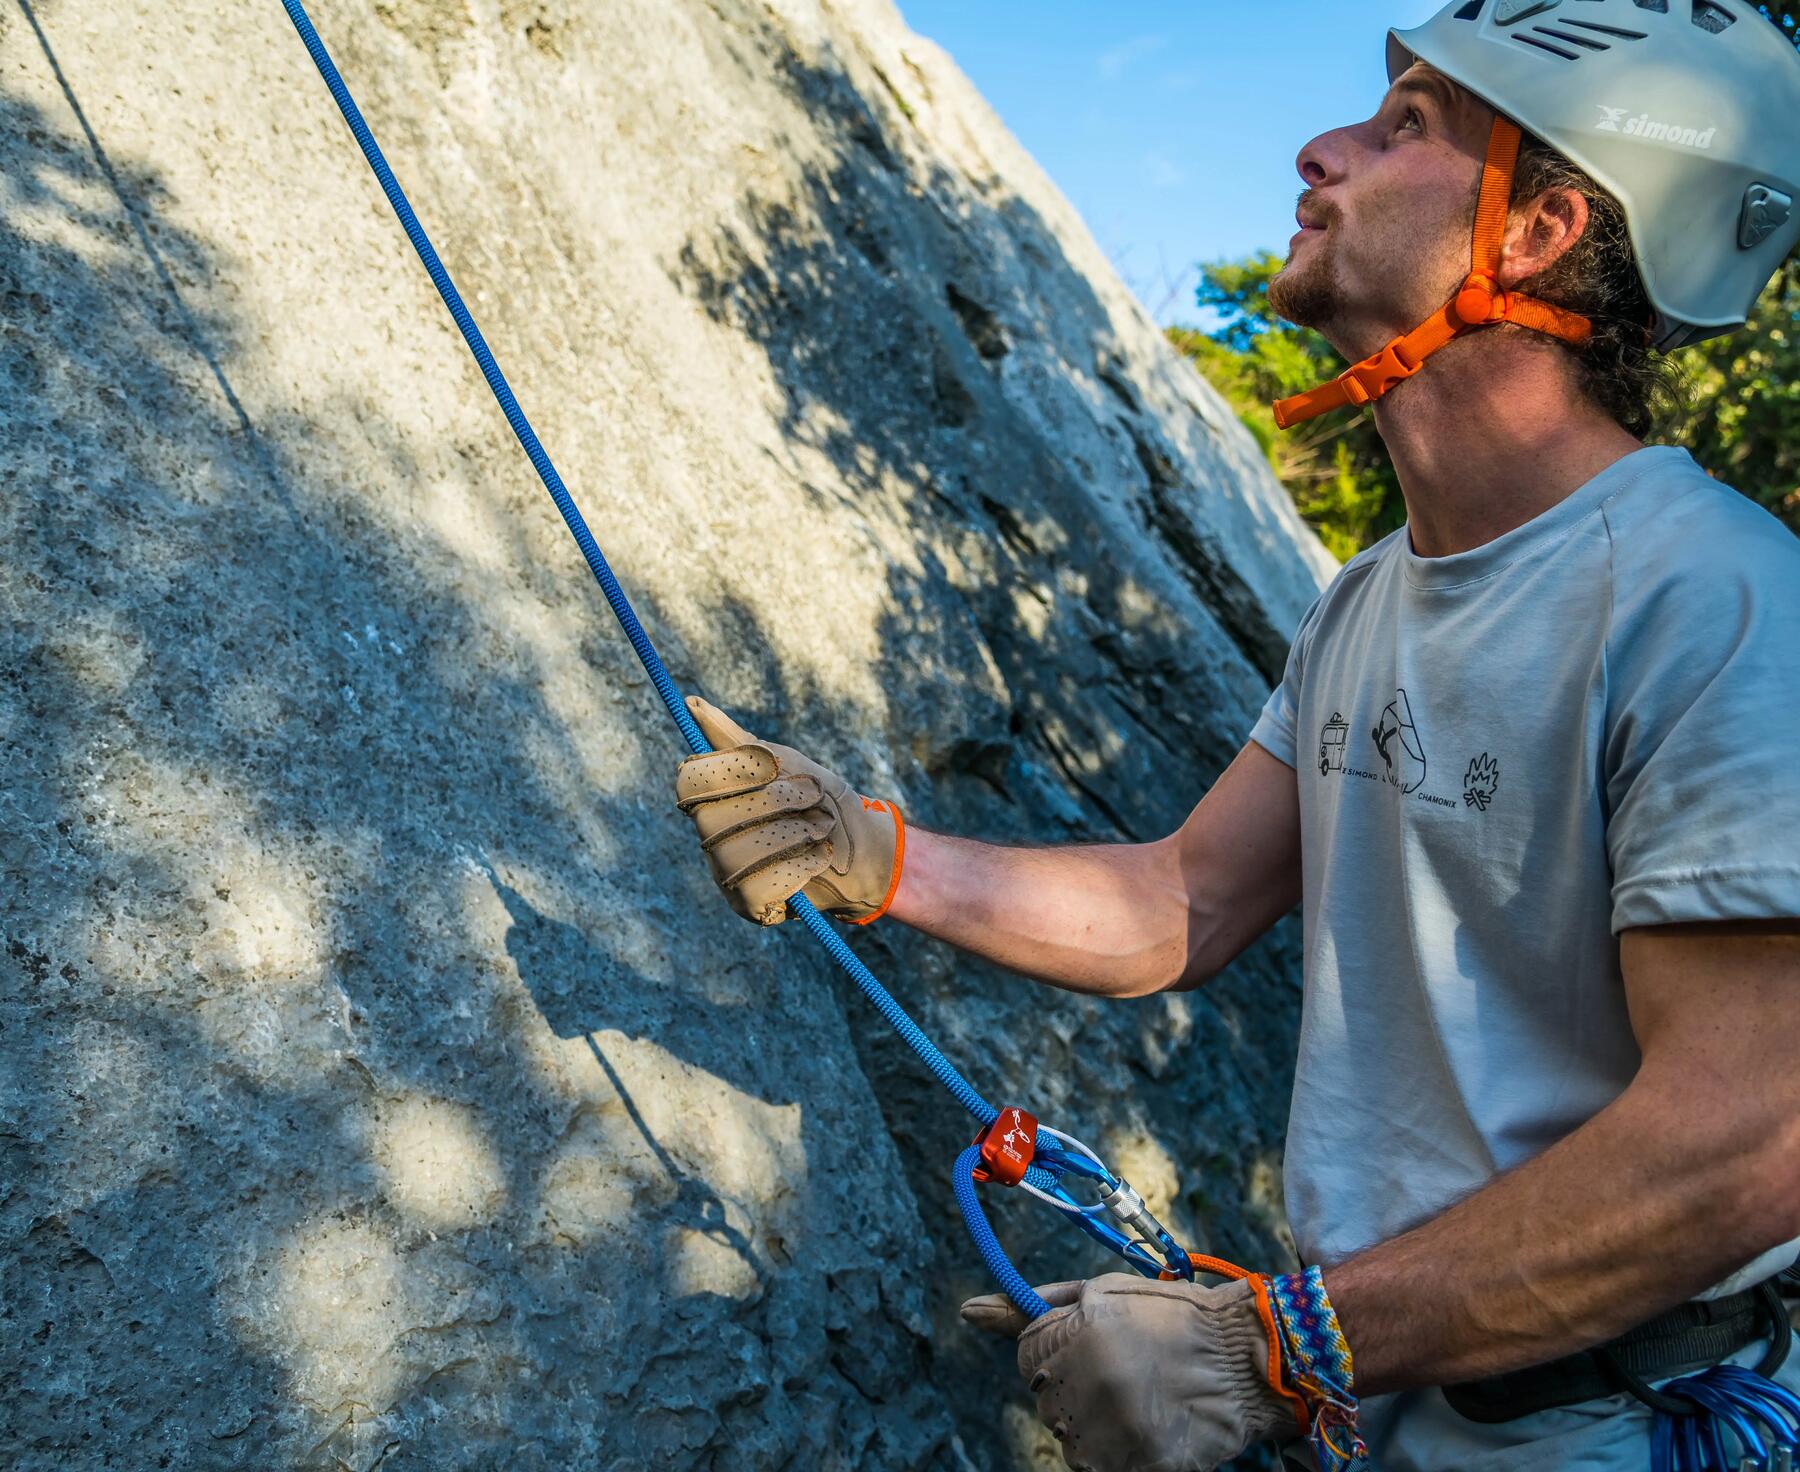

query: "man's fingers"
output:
686 694 758 750
960 1293 1033 1338
960 1281 1085 1339
684 777 821 841
708 815 835 889
1032 1280 1085 1311
731 844 834 925
674 745 780 809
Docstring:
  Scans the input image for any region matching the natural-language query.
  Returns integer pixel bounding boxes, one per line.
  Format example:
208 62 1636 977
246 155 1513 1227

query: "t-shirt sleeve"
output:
1604 498 1800 933
1249 590 1329 770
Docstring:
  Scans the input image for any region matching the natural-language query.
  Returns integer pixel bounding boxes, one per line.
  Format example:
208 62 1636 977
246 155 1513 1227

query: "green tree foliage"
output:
1166 251 1402 562
1170 249 1799 561
1662 251 1800 532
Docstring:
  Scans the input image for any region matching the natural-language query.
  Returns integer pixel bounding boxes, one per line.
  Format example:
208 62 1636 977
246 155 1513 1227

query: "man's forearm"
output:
885 827 1192 998
1323 1037 1800 1395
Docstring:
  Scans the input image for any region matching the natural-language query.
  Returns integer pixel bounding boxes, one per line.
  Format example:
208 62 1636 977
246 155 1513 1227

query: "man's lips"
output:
1294 202 1330 236
1296 195 1339 232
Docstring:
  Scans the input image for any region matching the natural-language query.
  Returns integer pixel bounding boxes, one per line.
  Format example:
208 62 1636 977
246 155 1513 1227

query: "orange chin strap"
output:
1272 117 1593 431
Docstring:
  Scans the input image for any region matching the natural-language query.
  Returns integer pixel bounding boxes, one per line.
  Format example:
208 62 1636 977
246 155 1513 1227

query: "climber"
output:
674 2 1800 1469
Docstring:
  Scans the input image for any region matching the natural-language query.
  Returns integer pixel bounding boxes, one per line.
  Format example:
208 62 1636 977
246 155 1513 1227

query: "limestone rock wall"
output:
0 1 1333 1466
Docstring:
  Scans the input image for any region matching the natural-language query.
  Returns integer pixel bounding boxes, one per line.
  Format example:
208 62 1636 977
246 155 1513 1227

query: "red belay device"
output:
278 0 1216 1324
974 1108 1038 1187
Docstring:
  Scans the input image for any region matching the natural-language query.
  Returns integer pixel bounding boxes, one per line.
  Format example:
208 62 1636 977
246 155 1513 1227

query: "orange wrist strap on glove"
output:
961 1253 1372 1472
1273 116 1592 430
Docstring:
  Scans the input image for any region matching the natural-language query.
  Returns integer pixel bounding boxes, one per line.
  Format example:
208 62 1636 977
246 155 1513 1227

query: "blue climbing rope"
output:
954 1144 1053 1320
278 0 1190 1318
277 0 996 1129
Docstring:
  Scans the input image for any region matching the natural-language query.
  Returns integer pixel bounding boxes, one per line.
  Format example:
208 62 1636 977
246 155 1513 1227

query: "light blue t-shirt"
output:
1250 445 1800 1467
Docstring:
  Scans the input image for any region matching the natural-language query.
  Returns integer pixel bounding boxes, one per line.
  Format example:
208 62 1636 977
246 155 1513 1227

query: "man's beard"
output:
1269 233 1344 333
1270 189 1347 331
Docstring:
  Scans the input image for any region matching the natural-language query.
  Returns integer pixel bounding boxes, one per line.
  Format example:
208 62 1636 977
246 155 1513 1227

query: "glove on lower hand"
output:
673 696 904 926
962 1274 1308 1472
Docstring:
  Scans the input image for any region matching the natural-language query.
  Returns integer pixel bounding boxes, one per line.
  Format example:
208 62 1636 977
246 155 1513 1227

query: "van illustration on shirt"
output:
1319 712 1349 776
1372 689 1428 794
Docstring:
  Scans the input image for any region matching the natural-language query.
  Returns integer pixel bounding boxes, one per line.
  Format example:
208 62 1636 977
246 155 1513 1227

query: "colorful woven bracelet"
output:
1268 1265 1369 1471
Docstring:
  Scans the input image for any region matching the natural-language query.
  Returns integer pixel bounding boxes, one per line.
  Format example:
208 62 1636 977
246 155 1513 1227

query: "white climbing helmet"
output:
1388 0 1800 350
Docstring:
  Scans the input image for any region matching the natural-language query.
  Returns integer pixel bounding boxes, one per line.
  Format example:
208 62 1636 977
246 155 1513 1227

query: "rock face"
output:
0 1 1333 1467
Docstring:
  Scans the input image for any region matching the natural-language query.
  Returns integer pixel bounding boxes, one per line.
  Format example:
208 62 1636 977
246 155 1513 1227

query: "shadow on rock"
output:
2 4 1309 1472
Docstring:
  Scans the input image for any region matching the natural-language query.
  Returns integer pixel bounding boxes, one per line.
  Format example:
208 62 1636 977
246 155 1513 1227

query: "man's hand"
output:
673 696 903 925
961 1275 1308 1472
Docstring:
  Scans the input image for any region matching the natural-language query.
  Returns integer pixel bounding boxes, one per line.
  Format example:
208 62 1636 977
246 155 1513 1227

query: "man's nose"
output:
1296 123 1355 190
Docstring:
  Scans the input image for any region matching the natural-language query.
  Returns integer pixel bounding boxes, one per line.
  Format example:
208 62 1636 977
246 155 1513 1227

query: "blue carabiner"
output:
1666 1372 1769 1465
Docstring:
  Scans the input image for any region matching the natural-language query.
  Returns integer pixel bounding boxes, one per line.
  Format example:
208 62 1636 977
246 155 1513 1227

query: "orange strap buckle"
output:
971 1106 1038 1187
1343 338 1425 404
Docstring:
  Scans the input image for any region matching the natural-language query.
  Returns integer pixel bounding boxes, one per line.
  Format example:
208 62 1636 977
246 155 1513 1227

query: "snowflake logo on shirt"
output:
1463 753 1500 811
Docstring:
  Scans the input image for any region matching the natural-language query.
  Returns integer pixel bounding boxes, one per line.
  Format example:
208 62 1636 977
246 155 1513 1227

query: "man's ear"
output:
1502 186 1590 288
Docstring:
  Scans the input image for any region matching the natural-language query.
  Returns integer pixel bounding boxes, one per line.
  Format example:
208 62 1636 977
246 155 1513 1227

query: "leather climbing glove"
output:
673 695 905 927
961 1274 1309 1472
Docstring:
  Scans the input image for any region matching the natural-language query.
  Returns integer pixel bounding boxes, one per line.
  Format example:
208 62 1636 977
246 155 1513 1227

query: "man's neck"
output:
1368 333 1645 558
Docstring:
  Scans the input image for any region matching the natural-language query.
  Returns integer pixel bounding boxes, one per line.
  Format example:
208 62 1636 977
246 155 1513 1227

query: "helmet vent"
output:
1558 17 1652 36
1513 30 1584 55
1532 22 1614 45
1691 0 1736 32
1631 0 1669 10
1455 0 1485 18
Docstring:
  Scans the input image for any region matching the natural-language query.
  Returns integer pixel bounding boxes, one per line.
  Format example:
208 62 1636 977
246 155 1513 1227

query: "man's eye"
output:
1399 108 1424 134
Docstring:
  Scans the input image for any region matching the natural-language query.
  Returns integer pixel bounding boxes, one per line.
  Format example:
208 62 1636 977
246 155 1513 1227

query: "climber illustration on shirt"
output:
1371 688 1427 795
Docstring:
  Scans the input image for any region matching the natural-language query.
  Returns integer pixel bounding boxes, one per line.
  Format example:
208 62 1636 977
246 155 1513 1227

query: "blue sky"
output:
897 1 1444 324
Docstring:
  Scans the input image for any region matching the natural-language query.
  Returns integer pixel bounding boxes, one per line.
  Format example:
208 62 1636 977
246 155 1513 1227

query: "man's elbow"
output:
1136 834 1267 994
1102 927 1217 997
1163 911 1229 993
1115 951 1212 998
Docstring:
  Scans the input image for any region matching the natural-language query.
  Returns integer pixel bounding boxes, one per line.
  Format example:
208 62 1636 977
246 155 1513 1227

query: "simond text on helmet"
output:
1594 106 1716 149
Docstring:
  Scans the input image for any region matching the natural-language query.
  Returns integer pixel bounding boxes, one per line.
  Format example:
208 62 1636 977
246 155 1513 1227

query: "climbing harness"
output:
278 0 1194 1318
1633 1284 1798 1472
1444 1277 1799 1470
1273 114 1591 429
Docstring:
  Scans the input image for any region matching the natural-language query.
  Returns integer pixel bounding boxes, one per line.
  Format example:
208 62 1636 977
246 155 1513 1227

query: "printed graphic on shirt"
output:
1371 689 1428 794
1319 712 1349 777
1316 692 1488 813
1463 754 1500 811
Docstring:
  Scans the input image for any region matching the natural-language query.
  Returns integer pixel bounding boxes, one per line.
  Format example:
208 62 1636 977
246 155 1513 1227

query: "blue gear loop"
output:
278 0 1191 1318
